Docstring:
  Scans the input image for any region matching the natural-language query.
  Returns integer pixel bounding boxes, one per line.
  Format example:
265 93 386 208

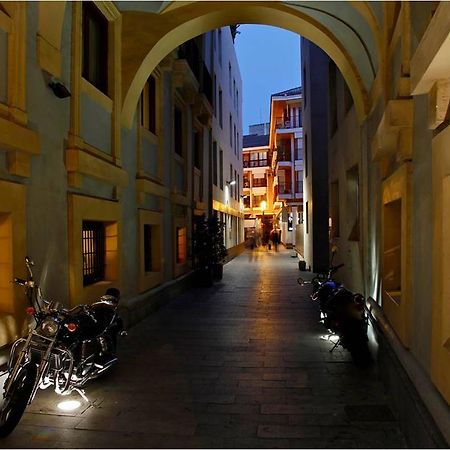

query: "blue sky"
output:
234 25 301 135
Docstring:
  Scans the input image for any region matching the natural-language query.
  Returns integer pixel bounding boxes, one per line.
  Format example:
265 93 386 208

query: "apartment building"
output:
209 27 244 255
269 87 304 248
0 2 243 348
300 40 330 272
242 126 273 239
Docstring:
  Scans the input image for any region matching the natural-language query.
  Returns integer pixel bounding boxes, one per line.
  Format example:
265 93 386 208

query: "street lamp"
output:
260 200 267 216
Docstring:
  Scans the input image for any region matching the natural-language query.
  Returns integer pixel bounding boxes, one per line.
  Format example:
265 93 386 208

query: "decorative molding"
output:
136 177 170 203
65 148 128 188
371 99 413 162
36 34 61 78
411 2 450 95
428 80 450 130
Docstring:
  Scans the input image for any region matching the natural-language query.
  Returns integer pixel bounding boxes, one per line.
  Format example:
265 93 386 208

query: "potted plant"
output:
192 215 214 286
192 215 228 285
207 216 227 280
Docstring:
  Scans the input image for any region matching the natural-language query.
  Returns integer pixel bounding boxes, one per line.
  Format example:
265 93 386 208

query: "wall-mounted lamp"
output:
48 77 71 99
226 180 236 186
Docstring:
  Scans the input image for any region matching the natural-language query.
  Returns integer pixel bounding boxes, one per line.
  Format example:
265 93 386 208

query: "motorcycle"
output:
298 247 370 366
321 286 370 366
0 257 125 437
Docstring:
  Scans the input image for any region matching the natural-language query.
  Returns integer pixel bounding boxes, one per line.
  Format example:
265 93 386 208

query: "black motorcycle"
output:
320 286 370 366
0 257 125 437
298 247 370 366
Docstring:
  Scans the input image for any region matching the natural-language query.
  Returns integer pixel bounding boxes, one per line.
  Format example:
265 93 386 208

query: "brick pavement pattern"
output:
0 248 407 448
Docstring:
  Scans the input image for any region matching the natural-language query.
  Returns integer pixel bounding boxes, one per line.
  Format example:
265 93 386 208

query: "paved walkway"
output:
1 248 407 448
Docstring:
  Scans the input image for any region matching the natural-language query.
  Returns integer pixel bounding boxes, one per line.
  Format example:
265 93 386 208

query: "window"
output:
234 124 237 154
330 181 340 238
237 175 240 200
233 79 236 105
194 130 201 169
236 90 239 116
237 132 240 160
347 166 359 241
228 63 232 94
219 88 223 128
234 169 237 199
230 164 233 197
219 148 223 189
295 170 303 194
229 115 233 146
82 2 108 94
174 107 183 156
176 227 186 264
213 141 218 186
144 224 152 272
140 75 156 133
82 221 105 286
383 199 401 303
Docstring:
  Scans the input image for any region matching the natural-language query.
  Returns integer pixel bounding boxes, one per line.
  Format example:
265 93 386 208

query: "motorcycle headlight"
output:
41 318 59 337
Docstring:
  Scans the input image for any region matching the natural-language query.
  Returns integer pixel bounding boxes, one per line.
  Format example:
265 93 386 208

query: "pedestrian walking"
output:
272 228 280 252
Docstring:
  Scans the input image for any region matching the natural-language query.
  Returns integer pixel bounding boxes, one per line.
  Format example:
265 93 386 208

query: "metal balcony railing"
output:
275 114 302 129
277 183 292 195
243 159 269 168
276 150 291 162
252 178 267 188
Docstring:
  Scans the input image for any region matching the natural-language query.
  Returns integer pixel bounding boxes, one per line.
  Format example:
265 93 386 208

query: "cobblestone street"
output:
1 248 407 448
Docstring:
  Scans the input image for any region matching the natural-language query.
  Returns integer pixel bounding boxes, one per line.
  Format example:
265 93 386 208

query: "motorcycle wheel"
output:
0 363 37 438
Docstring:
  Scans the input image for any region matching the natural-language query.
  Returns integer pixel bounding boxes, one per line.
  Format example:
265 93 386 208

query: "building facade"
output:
300 39 330 273
269 87 304 248
0 2 243 350
242 131 272 240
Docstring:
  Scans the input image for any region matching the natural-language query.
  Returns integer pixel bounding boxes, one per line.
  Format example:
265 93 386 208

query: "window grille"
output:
144 224 152 272
176 227 186 264
82 221 105 286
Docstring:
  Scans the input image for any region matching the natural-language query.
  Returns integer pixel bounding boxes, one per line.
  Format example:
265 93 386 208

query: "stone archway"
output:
119 1 383 128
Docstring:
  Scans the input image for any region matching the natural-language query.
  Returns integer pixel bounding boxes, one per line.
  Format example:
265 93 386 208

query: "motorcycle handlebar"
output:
13 278 27 286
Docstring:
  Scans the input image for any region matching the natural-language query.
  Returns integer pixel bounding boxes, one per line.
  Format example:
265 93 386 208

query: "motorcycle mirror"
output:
331 245 338 254
25 256 34 266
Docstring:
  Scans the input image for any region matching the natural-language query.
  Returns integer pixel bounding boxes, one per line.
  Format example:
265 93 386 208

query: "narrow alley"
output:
1 249 407 448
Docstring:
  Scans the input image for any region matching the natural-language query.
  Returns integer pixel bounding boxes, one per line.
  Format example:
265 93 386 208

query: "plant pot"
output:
212 263 223 281
196 266 213 287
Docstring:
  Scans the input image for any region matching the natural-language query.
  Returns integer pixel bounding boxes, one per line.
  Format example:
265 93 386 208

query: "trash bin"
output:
298 260 306 271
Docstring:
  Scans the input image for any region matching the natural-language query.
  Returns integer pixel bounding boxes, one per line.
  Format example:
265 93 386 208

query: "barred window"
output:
176 227 186 264
144 224 152 272
82 221 105 286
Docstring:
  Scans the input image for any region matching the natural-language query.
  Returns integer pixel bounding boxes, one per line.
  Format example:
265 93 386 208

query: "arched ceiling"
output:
115 1 385 128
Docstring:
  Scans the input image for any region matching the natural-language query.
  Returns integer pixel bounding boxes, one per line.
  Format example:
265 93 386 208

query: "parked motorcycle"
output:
320 286 370 366
0 257 125 437
298 247 371 366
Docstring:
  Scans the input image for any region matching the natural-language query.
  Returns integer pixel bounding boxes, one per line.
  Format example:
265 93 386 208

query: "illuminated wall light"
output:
57 400 82 411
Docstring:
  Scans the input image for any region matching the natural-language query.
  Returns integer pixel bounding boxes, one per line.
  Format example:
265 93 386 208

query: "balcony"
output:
252 178 267 188
277 182 292 196
276 149 291 162
243 159 269 168
275 114 302 130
